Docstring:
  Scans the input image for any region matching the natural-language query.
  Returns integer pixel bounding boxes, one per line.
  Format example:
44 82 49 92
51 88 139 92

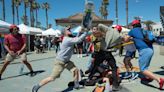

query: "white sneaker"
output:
74 83 79 89
131 72 139 80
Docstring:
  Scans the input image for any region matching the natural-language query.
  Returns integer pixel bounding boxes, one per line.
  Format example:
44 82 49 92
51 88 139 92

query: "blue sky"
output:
0 0 164 29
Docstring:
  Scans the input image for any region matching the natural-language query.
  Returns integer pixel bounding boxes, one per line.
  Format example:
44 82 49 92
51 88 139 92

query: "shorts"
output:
138 48 154 71
5 52 27 62
125 51 135 58
50 59 78 79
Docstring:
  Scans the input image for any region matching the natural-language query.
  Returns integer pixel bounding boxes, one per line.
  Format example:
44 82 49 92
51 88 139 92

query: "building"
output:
152 22 164 36
55 13 113 27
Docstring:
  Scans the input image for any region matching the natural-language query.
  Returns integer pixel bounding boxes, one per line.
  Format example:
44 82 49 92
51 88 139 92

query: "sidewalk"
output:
0 45 164 92
0 50 56 64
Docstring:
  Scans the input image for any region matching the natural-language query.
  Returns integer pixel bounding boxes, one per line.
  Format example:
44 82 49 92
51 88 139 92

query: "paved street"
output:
0 45 164 92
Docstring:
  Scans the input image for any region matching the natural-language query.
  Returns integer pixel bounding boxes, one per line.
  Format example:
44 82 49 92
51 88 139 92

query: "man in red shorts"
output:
0 25 35 80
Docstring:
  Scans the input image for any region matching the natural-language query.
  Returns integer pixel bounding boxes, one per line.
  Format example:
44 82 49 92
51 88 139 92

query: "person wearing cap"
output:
92 24 122 91
0 25 35 80
124 20 164 90
114 25 122 33
113 25 124 56
32 26 88 92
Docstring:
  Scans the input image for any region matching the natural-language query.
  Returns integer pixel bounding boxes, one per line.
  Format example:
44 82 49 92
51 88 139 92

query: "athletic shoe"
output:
74 82 80 89
32 84 40 92
123 72 131 79
30 71 37 77
159 78 164 90
131 72 139 80
160 66 164 69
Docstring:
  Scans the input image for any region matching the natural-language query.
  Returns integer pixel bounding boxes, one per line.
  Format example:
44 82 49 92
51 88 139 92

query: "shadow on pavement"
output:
60 86 84 92
140 80 164 91
0 56 55 65
154 70 164 75
1 70 45 80
160 66 164 70
117 85 131 92
61 86 74 92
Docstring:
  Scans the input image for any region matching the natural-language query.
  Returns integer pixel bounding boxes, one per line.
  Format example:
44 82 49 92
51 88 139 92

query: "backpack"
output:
141 30 155 46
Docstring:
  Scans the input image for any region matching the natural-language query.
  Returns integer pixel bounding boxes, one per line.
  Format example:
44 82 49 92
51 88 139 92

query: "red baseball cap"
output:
132 20 140 26
9 24 18 29
115 25 122 32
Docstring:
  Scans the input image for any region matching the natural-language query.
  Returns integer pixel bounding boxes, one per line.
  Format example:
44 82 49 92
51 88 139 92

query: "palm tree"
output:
99 0 108 20
33 2 40 27
36 21 41 28
29 0 35 27
11 0 15 24
21 15 29 25
0 0 5 21
126 0 128 28
14 0 21 24
142 20 155 30
22 0 29 25
116 0 118 24
42 2 50 28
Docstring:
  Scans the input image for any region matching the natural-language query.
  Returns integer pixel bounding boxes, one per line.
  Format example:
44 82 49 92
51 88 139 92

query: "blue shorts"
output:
138 48 154 71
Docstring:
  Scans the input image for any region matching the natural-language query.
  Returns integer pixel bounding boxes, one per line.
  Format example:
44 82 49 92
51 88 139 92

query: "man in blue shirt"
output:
124 20 164 90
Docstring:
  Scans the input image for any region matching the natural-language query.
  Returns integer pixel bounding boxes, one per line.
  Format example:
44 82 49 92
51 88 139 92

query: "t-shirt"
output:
124 43 136 52
56 32 88 62
86 35 91 42
97 24 121 50
4 34 26 52
90 35 101 52
128 27 152 50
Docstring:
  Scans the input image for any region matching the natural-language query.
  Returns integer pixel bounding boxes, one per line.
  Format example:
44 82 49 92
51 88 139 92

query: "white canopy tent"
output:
0 20 11 34
42 28 62 37
18 24 43 51
54 29 62 37
42 28 57 36
18 24 43 35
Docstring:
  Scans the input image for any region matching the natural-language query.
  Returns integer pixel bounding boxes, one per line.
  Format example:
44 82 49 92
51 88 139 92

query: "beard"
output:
68 34 74 37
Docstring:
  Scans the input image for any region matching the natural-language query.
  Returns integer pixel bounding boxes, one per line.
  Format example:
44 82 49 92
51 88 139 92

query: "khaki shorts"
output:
50 59 77 79
5 52 27 62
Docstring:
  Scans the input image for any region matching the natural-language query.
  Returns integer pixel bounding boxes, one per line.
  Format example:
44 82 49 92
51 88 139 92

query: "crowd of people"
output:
0 19 164 92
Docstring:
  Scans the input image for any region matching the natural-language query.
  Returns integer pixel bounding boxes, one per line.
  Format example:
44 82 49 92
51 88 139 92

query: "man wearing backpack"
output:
124 20 164 90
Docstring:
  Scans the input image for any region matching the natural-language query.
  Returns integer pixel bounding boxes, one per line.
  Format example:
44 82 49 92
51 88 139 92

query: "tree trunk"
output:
115 0 118 25
46 9 48 29
12 0 15 24
35 9 38 27
2 0 5 21
24 2 27 25
126 0 128 28
16 6 19 24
